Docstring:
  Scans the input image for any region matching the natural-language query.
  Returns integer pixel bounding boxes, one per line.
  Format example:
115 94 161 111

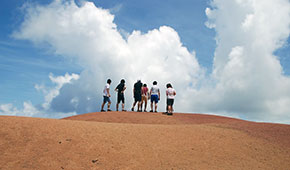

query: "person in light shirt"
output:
101 79 112 112
150 81 160 112
166 83 176 115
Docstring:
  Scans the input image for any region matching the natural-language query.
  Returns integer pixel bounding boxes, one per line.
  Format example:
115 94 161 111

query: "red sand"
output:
1 112 290 169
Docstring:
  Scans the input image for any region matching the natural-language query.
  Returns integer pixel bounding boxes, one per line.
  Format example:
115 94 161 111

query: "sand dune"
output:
1 112 290 170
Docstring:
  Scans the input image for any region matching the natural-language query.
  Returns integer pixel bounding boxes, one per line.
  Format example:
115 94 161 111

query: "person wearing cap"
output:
131 80 142 112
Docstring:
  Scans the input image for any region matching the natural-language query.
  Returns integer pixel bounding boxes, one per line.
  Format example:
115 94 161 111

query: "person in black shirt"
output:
115 79 126 111
131 80 142 112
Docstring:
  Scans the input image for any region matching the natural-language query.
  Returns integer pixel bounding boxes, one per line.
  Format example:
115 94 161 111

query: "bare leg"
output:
155 103 158 112
122 103 125 110
150 102 153 111
132 101 137 111
108 102 111 110
168 105 172 113
137 101 141 111
101 102 105 110
116 103 119 111
140 99 143 111
144 99 147 111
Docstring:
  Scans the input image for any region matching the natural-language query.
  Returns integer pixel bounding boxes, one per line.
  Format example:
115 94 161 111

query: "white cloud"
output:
38 73 80 110
11 0 203 116
201 0 290 123
0 73 79 118
4 0 290 124
0 102 39 117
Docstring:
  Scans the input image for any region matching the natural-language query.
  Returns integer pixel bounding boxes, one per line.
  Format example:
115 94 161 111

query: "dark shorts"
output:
151 94 159 103
134 92 142 102
167 99 174 106
103 96 111 103
117 93 125 104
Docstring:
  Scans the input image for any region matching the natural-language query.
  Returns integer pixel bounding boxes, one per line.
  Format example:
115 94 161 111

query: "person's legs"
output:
137 101 140 111
151 95 158 112
101 96 107 111
136 94 141 112
101 102 105 111
107 101 111 111
168 105 172 113
167 99 174 115
116 103 119 111
141 96 144 111
121 95 125 111
132 101 137 111
144 96 147 111
122 103 125 111
153 95 158 112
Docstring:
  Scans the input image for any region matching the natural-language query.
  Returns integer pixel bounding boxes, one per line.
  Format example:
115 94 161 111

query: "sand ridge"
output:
1 112 290 170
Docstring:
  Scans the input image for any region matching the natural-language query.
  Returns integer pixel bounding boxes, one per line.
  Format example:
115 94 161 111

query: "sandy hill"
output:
1 112 290 170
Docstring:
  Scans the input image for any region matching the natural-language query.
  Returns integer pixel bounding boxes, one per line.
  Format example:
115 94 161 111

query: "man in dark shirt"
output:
115 79 126 111
131 80 142 112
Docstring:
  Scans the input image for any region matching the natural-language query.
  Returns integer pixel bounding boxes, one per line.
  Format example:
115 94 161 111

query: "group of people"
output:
101 79 176 115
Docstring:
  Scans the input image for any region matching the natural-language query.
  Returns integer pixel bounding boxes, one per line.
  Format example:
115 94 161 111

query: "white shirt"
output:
150 85 160 95
103 83 110 96
166 87 176 99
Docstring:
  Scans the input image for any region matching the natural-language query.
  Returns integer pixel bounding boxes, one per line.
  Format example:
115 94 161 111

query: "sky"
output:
0 0 290 124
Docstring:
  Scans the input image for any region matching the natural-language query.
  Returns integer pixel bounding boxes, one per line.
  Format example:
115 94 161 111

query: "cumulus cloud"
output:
10 0 202 118
201 0 290 123
0 73 78 118
3 0 290 123
0 102 40 117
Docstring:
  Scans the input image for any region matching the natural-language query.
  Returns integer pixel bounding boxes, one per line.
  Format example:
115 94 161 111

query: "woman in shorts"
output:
166 83 176 115
141 84 149 112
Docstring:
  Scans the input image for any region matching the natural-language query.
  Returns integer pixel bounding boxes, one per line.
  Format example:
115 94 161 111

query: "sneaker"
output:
137 110 142 112
144 110 147 112
154 111 157 113
122 109 127 112
150 110 153 112
167 113 173 116
101 110 106 112
162 112 168 115
107 109 112 111
131 108 134 111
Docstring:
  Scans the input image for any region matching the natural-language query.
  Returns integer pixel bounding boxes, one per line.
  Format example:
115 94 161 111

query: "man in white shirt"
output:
101 79 112 112
150 81 160 112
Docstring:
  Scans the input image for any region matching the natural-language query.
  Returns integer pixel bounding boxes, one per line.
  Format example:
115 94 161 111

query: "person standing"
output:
141 84 149 112
166 83 176 115
131 80 142 112
101 79 112 112
115 79 126 111
150 81 160 113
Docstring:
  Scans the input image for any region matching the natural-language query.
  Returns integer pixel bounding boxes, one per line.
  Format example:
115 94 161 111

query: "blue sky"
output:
0 0 290 123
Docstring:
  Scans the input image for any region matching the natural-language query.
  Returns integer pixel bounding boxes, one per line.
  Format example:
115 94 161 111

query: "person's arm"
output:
122 86 126 93
158 89 160 100
173 90 176 96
